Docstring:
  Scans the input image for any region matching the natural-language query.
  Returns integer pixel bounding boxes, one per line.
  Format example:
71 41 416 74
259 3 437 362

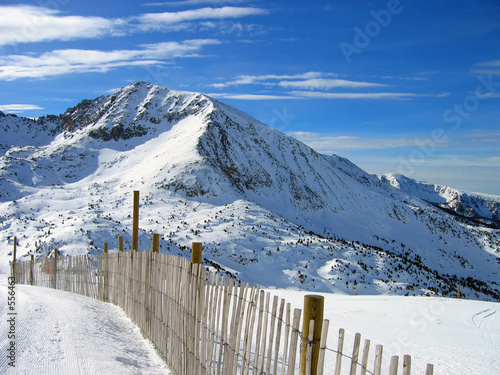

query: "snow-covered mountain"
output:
1 82 499 301
379 173 500 228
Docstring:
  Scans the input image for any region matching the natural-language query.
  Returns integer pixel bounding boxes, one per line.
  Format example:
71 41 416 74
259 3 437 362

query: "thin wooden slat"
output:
200 269 210 372
360 339 370 375
280 303 292 375
208 273 222 374
266 295 279 375
229 282 249 375
218 277 233 375
305 320 315 375
253 290 266 374
257 292 271 375
317 319 329 375
286 308 302 375
374 344 383 375
425 363 434 375
350 332 361 375
403 355 411 375
273 298 286 375
242 286 259 375
335 328 345 375
389 355 399 375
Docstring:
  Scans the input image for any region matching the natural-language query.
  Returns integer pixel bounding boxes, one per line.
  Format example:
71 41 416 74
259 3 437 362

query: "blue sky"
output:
1 1 499 195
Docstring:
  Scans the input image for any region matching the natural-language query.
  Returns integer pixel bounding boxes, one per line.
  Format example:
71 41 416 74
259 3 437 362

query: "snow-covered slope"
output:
1 82 499 301
379 173 500 228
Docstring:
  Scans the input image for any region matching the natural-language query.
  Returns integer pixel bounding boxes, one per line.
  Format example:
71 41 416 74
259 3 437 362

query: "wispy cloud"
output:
288 132 433 151
0 104 44 112
289 91 424 100
144 0 249 6
292 91 449 100
208 72 446 100
207 93 301 100
0 5 124 46
0 5 266 46
472 60 500 76
0 40 220 80
137 7 267 25
209 72 335 88
278 78 387 90
464 129 500 142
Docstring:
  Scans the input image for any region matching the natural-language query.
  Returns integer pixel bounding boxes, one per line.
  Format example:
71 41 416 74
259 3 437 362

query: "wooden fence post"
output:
389 356 399 375
53 249 58 289
132 190 139 251
373 344 383 375
13 236 17 262
457 285 461 299
191 242 203 264
301 295 324 375
30 254 34 286
349 332 361 374
104 243 108 254
11 236 17 277
152 233 160 253
118 236 124 252
403 355 411 375
335 328 345 375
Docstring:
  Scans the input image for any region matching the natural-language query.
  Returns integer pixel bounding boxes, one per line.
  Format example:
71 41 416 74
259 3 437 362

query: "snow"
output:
268 288 500 375
1 86 500 298
0 274 172 374
0 271 498 374
0 81 499 372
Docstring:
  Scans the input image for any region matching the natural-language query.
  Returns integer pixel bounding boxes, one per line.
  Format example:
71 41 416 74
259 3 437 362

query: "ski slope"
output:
0 272 498 374
0 275 171 375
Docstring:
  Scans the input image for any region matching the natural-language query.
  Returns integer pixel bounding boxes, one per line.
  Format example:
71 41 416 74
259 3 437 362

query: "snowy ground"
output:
268 289 500 375
0 275 171 375
0 272 498 375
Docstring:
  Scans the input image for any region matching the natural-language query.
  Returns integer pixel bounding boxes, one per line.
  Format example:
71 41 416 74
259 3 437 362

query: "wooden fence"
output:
12 249 435 375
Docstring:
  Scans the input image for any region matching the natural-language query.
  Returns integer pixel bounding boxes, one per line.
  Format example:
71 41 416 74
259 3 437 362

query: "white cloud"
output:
278 78 387 90
145 0 249 6
137 7 268 25
0 5 123 46
472 60 500 76
0 5 267 46
0 40 220 81
476 60 500 67
207 93 300 100
209 72 335 88
289 91 425 100
209 73 447 100
0 104 44 112
288 132 426 151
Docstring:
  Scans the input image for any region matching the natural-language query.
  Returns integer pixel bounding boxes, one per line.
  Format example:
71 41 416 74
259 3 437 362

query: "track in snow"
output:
0 276 171 374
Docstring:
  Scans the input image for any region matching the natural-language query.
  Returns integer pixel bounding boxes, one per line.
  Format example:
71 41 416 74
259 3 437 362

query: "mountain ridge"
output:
1 82 499 301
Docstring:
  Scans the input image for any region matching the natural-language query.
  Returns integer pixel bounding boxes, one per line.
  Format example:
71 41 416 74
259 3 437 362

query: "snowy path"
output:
0 277 171 375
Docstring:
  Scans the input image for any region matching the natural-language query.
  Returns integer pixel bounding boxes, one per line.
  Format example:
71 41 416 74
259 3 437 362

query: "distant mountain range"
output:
1 82 499 300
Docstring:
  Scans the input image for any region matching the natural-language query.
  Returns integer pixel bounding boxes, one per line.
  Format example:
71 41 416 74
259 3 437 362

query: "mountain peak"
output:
1 82 499 300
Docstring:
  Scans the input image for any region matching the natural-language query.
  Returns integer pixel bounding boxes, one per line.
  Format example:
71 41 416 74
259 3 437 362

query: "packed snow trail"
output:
0 276 171 374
